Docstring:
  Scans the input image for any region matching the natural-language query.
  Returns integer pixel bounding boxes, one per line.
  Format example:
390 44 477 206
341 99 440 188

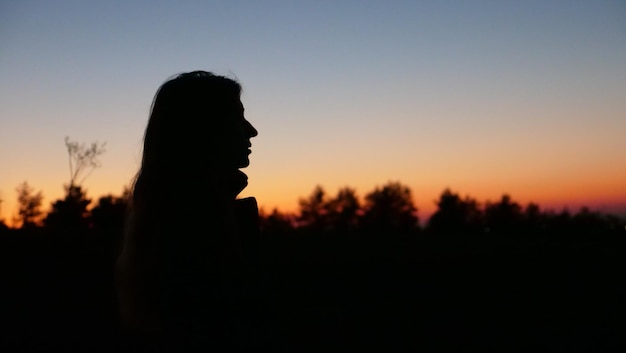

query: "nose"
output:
246 120 258 138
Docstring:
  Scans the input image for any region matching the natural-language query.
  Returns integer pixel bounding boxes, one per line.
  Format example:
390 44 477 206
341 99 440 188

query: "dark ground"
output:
1 232 624 352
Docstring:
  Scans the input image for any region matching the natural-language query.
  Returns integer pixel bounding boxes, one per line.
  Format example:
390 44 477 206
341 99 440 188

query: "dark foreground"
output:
1 232 624 352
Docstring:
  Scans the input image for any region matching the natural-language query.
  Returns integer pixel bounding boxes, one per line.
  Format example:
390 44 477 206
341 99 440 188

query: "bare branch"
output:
65 137 106 188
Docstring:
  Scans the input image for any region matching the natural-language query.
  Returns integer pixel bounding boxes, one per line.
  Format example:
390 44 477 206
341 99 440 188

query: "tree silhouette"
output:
44 185 92 233
325 187 362 233
42 138 106 234
483 194 523 235
298 185 331 232
0 191 9 233
13 181 44 229
91 192 129 234
90 190 129 262
520 202 545 234
544 208 575 236
427 188 482 235
361 181 419 234
259 208 296 235
571 207 618 235
0 190 5 224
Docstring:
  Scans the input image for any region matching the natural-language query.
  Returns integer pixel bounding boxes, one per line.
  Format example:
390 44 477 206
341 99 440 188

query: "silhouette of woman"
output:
115 71 262 351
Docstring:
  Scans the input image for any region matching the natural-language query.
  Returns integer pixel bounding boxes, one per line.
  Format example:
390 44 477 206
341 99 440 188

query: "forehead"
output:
209 96 242 111
216 99 244 120
220 97 243 110
233 99 245 115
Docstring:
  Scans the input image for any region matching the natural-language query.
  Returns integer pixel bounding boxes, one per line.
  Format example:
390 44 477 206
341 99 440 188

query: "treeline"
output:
2 180 624 239
0 182 128 238
261 183 625 237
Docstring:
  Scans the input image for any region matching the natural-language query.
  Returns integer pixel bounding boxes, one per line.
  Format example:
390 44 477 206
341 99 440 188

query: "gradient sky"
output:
1 0 625 224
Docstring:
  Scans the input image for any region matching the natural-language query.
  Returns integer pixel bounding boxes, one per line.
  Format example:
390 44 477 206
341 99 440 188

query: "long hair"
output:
115 71 243 331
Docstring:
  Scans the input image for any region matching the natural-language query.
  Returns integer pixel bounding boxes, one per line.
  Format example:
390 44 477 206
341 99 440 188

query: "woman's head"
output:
141 71 258 174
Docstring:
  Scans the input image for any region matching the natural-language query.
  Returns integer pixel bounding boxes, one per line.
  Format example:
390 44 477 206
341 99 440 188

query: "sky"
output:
1 0 625 224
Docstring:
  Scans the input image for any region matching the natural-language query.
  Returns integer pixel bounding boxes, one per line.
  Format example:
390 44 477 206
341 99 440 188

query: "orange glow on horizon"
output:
246 181 626 220
2 172 625 228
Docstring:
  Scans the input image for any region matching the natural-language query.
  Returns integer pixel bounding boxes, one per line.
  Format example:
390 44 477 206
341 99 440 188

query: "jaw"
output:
236 149 252 168
237 158 250 169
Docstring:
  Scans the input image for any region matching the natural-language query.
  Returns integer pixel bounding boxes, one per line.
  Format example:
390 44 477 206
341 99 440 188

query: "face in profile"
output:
217 99 258 169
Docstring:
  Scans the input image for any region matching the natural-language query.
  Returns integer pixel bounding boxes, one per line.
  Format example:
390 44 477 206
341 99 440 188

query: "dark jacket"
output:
116 171 267 352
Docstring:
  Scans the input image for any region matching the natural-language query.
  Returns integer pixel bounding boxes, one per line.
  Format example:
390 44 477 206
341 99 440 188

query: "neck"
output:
221 169 248 199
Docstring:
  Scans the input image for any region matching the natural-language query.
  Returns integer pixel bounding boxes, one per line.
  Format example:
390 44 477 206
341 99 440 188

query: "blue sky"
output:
1 0 625 221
